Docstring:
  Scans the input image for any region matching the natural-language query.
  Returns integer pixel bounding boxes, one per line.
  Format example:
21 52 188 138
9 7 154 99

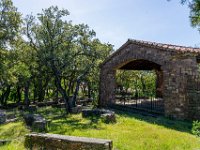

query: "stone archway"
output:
99 39 200 120
118 59 164 98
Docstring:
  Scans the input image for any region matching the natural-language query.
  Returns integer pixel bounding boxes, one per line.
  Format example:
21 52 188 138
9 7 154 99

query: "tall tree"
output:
24 6 113 112
25 6 73 112
0 0 21 48
0 0 22 105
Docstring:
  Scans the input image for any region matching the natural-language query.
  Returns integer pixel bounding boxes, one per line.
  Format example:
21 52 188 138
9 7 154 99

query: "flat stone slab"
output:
25 133 112 150
82 108 116 123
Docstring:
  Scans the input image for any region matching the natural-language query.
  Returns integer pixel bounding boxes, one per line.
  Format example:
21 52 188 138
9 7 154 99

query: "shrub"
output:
192 120 200 137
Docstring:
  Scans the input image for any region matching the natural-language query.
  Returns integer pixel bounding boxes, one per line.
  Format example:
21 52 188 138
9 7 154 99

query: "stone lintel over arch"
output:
99 39 200 120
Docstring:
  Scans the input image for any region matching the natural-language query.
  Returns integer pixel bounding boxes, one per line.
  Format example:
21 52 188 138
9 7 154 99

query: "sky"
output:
12 0 200 49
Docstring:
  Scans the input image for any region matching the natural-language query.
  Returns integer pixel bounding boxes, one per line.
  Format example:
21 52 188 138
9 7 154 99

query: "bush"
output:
192 121 200 137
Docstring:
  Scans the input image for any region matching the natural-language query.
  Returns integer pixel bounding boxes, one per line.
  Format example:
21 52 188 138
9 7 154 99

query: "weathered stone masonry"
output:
25 133 112 150
99 39 200 120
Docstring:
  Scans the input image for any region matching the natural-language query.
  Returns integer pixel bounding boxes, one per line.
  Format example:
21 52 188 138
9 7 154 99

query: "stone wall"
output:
25 133 113 150
186 75 200 120
99 40 200 120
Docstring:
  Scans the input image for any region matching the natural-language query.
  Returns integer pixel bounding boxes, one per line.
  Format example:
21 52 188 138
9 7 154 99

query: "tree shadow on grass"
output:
115 109 193 134
48 116 104 135
39 106 193 135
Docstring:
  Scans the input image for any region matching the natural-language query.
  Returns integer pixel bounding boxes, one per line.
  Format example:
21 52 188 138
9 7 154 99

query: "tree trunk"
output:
71 80 81 107
38 78 45 102
55 88 59 102
71 69 90 107
17 86 21 104
24 81 30 107
50 60 71 112
67 80 72 96
1 86 11 106
55 78 70 112
140 75 146 94
88 82 91 99
33 80 37 103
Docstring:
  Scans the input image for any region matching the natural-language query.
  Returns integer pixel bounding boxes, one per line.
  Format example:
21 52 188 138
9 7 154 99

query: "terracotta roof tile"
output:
129 39 200 53
101 39 200 66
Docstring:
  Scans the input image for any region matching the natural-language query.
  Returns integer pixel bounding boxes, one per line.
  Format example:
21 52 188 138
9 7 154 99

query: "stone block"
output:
32 120 47 132
71 105 82 114
24 114 35 126
25 133 112 150
101 113 116 124
82 109 116 123
24 114 47 132
82 109 113 118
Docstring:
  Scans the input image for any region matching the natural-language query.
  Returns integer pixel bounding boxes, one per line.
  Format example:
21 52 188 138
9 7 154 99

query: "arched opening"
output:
114 59 164 114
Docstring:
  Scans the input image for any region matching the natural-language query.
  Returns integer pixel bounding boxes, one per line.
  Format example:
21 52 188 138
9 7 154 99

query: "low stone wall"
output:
25 133 113 150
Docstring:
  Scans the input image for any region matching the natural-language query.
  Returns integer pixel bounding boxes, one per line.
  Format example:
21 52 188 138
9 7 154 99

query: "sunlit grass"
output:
47 113 200 150
0 107 200 150
0 122 29 150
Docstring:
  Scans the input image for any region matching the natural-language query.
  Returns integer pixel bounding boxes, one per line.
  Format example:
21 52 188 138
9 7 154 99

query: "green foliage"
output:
0 0 22 48
116 70 156 98
189 0 200 31
179 0 200 32
0 2 113 107
0 122 29 150
192 120 200 136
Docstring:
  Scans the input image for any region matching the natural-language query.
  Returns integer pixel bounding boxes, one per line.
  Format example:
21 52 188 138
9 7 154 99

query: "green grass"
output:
0 122 29 150
0 107 200 150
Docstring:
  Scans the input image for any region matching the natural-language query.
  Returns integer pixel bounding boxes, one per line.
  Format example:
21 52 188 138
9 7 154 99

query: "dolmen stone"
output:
0 110 6 124
82 109 116 123
24 114 47 132
25 133 113 150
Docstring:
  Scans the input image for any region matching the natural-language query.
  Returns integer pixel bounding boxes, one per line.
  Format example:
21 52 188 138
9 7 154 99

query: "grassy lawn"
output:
0 107 200 150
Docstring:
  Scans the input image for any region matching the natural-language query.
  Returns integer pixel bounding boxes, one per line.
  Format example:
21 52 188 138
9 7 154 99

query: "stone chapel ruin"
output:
99 39 200 120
